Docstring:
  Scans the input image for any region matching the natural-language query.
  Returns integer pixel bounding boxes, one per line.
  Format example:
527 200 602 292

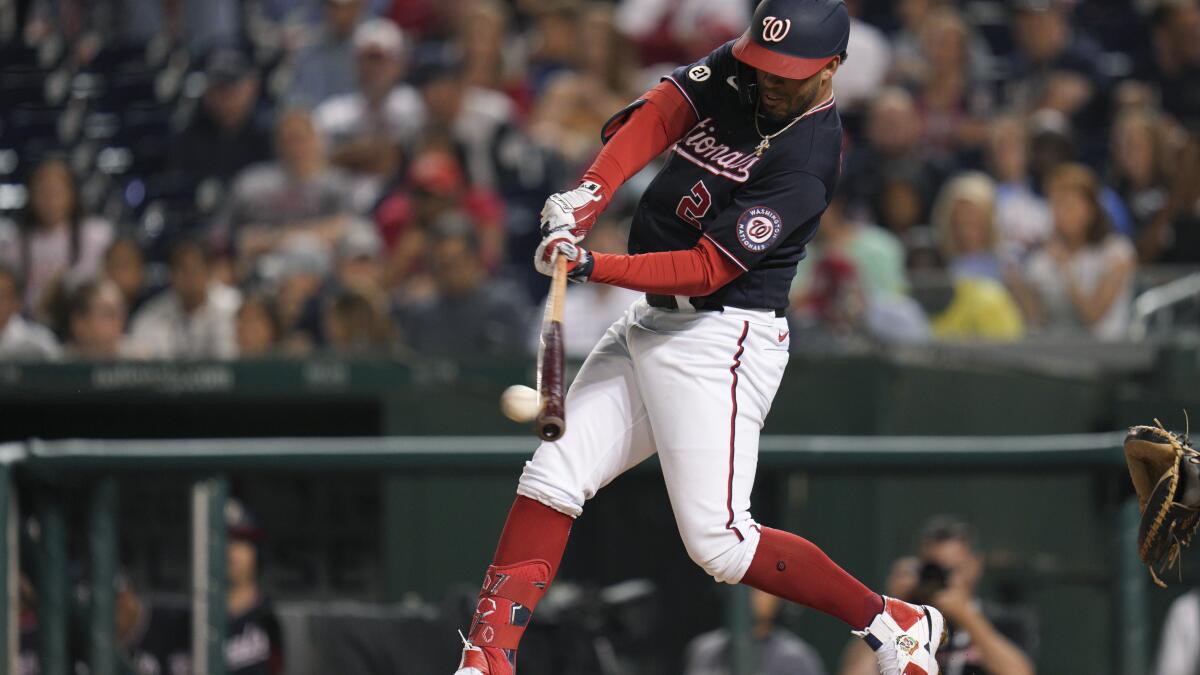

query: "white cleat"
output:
853 596 946 675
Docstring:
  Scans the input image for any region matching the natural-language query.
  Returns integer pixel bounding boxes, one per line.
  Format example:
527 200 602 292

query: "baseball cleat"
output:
853 596 946 675
454 638 510 675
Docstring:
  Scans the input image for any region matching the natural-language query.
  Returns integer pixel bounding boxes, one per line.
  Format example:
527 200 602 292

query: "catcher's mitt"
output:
1125 420 1200 587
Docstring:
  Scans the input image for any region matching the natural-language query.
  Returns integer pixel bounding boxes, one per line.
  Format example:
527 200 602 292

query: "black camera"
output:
912 560 950 605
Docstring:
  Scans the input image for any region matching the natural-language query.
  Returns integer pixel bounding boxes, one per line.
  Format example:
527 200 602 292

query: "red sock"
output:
741 527 883 629
493 495 573 578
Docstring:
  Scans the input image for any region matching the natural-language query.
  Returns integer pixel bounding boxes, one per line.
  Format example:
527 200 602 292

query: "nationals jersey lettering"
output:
676 119 762 182
629 41 842 311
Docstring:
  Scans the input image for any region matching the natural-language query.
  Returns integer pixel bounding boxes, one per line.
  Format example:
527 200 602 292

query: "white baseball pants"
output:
517 298 791 583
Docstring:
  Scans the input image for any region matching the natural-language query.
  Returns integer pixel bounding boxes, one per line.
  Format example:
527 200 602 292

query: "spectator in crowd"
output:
172 48 274 186
103 237 153 317
1026 109 1136 237
683 588 826 675
0 158 114 315
986 115 1052 260
839 516 1035 675
224 498 284 675
577 4 639 106
126 239 241 359
412 46 516 192
1110 108 1172 236
931 172 1003 283
374 146 506 295
1010 163 1136 340
523 3 585 94
927 172 1025 341
235 292 284 358
214 109 356 265
1154 586 1200 675
830 0 890 119
842 88 945 228
1006 0 1108 145
872 168 932 240
1146 0 1200 126
267 235 330 353
398 227 529 357
529 70 615 169
903 8 992 161
287 0 369 107
791 190 928 348
458 0 521 96
65 277 128 360
614 0 747 66
794 188 907 299
930 276 1025 342
531 218 640 359
323 287 394 354
314 18 425 191
0 263 60 360
891 0 994 93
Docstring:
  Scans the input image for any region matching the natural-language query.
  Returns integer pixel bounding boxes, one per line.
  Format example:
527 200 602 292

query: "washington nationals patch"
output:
736 207 783 252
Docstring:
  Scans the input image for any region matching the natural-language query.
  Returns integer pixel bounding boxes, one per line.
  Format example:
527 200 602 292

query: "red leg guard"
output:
741 527 884 629
463 496 574 671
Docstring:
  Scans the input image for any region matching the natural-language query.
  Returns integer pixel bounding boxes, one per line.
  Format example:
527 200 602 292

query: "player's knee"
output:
681 526 760 584
516 468 585 518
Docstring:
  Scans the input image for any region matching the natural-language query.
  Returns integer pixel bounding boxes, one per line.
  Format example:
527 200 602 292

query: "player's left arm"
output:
549 171 828 296
537 83 698 247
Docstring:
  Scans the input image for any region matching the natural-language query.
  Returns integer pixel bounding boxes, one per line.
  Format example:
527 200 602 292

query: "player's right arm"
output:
537 82 698 248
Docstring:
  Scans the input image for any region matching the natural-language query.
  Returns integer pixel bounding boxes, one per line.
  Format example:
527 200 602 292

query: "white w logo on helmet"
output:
761 16 791 42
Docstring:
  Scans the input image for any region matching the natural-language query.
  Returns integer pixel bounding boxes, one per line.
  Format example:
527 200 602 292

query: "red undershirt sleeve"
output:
577 81 744 295
588 237 745 296
581 82 698 213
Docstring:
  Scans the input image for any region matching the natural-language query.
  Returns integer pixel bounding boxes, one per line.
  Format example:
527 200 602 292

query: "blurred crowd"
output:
0 0 1199 362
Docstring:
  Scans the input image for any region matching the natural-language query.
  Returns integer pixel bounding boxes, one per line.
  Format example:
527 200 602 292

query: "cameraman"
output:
838 516 1035 675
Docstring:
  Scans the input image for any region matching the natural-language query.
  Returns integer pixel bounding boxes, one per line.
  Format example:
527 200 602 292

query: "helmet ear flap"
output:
736 61 758 108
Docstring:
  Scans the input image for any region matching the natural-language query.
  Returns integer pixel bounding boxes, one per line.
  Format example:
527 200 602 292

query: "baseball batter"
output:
455 2 945 674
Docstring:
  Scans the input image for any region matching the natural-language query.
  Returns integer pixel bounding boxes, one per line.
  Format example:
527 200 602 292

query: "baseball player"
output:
455 2 945 674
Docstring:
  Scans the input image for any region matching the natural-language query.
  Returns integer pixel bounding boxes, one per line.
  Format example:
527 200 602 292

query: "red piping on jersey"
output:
578 81 698 232
726 321 750 543
590 237 744 296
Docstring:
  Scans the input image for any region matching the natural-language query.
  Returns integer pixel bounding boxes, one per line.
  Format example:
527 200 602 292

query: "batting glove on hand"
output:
534 238 594 283
540 181 605 240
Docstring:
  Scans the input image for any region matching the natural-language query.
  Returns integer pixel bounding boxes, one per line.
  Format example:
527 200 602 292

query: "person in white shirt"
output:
314 17 425 198
127 240 241 360
831 15 891 113
0 264 59 361
0 158 113 315
1010 163 1136 341
1156 589 1200 675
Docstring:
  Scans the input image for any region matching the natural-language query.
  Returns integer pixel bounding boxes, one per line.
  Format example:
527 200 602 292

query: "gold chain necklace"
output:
752 97 827 157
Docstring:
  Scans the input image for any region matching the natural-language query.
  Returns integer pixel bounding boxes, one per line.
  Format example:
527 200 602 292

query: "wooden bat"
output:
536 255 568 441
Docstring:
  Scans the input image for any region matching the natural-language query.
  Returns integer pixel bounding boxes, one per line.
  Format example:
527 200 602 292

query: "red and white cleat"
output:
853 596 947 675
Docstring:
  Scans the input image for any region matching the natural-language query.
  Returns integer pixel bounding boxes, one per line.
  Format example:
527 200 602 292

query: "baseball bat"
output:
536 255 568 441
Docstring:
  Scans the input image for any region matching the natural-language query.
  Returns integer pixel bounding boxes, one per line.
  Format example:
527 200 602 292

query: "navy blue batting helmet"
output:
733 0 850 80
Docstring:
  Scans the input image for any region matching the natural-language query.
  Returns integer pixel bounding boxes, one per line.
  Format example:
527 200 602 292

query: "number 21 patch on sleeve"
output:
736 207 783 252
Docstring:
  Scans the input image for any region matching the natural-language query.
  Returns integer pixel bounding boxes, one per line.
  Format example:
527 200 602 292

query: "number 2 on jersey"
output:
675 180 712 229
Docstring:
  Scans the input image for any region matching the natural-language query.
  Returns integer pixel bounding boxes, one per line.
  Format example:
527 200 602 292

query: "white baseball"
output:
500 385 541 423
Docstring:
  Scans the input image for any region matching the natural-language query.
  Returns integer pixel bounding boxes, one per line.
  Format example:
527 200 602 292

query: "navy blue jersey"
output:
627 41 842 311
